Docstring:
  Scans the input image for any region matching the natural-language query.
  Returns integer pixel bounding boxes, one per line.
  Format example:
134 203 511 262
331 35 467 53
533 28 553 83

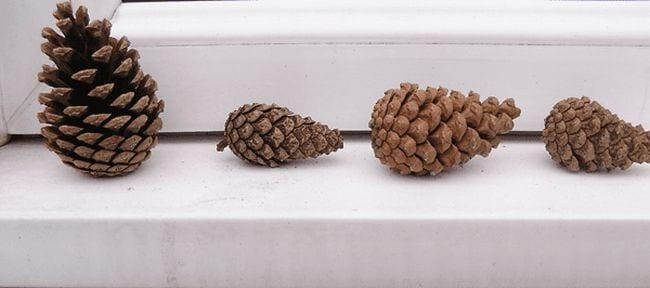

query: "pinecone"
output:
217 103 343 167
37 1 164 177
542 97 650 172
369 82 521 175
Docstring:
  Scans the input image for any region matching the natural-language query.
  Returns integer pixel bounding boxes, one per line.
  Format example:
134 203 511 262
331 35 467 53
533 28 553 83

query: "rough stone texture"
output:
217 103 343 167
542 97 650 172
369 82 521 176
37 1 164 177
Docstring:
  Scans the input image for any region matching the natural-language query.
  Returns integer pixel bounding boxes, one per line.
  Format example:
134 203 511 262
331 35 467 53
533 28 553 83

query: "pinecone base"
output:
40 126 158 177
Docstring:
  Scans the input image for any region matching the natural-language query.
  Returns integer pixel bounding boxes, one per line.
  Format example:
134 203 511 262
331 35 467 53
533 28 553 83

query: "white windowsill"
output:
2 135 650 287
1 135 649 219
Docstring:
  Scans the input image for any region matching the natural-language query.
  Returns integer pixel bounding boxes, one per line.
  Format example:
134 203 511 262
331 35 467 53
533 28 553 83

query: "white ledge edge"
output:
112 0 650 47
0 69 9 146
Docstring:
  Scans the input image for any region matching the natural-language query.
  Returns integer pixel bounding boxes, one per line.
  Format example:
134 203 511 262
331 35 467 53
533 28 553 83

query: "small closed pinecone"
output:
542 97 650 172
37 1 164 177
369 82 521 175
217 103 344 167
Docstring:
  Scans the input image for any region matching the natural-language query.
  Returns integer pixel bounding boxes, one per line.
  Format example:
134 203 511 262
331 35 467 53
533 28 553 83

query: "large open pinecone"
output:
369 82 521 175
542 97 650 172
217 103 343 167
37 2 164 177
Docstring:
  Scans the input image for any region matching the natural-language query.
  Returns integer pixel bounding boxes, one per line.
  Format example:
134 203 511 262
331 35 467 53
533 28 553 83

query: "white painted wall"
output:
9 0 650 134
4 0 650 135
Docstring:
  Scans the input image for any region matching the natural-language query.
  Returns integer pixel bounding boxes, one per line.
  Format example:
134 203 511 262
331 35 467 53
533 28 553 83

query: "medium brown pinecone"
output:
369 83 521 175
37 1 164 177
217 103 344 167
542 97 650 172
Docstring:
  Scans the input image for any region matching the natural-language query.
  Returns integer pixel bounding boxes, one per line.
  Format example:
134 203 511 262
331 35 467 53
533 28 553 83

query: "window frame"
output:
3 0 650 141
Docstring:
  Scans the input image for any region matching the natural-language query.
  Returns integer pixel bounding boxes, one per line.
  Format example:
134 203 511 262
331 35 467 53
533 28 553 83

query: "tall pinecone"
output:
542 97 650 172
217 103 343 167
369 83 521 175
37 1 164 177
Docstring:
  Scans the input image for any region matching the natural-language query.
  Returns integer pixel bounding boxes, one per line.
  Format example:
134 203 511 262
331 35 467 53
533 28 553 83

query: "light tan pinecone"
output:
37 1 164 177
369 82 521 175
542 97 650 172
217 103 344 167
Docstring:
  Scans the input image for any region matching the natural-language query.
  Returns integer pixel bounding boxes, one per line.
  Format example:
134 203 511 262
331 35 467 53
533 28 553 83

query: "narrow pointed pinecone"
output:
217 103 343 167
542 97 650 172
37 1 164 177
369 82 521 175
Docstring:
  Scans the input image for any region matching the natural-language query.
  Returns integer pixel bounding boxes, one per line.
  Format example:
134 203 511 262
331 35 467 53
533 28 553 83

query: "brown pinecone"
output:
369 82 521 175
217 103 344 167
37 1 164 177
542 97 650 172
